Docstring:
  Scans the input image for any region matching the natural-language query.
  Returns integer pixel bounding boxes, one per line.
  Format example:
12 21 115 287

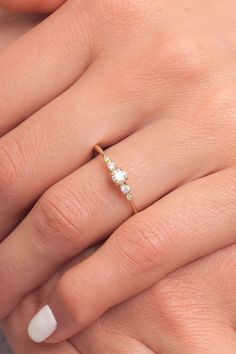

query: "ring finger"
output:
0 116 226 319
0 59 144 239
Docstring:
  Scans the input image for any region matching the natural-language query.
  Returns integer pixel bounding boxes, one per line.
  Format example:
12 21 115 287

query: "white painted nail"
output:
28 305 57 343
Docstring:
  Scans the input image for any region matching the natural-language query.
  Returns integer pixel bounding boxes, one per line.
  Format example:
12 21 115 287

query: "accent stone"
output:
120 184 131 194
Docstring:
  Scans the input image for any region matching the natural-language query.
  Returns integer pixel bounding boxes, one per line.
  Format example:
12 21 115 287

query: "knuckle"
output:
114 216 172 272
209 86 236 127
153 276 199 334
195 86 236 158
158 33 211 81
101 34 212 113
0 135 26 202
33 187 86 255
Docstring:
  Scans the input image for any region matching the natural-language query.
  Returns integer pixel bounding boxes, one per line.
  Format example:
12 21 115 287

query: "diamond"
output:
107 161 116 171
126 193 133 201
120 184 131 195
95 144 137 214
111 168 127 185
103 155 116 171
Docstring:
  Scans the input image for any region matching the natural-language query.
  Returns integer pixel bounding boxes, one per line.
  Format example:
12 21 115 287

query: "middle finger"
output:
0 59 144 240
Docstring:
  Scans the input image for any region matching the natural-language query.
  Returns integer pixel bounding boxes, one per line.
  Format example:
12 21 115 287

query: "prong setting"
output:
103 155 133 201
94 144 137 213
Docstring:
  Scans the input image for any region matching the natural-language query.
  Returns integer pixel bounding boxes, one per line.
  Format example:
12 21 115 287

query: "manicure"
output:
28 305 57 343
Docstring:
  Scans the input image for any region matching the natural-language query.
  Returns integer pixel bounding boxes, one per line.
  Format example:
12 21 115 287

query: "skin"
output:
0 0 235 345
0 0 66 13
3 245 236 353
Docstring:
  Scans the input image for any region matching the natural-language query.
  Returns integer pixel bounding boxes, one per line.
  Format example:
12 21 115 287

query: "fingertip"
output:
42 270 98 343
28 305 57 343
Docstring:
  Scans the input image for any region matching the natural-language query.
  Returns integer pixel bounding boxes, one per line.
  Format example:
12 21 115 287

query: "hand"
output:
0 0 235 343
0 10 73 353
4 243 236 353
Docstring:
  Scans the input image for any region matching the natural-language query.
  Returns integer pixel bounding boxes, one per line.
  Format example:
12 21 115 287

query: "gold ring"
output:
94 145 138 215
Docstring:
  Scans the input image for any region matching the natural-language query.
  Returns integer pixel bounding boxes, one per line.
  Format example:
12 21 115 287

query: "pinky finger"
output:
28 167 236 343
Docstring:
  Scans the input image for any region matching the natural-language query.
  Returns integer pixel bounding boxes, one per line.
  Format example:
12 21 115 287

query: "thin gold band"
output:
94 144 138 215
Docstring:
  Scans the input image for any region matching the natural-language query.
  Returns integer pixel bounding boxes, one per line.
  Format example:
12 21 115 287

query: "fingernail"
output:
28 305 57 343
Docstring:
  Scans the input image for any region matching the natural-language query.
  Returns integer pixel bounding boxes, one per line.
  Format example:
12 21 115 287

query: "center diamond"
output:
111 168 127 185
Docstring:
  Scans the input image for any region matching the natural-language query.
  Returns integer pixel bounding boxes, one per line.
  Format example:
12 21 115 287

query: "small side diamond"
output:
103 155 110 163
126 193 133 201
103 155 116 171
107 161 116 171
120 184 131 195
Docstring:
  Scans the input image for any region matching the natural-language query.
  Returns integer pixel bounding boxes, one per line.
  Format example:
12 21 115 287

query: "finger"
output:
0 0 94 135
0 7 41 236
0 61 230 234
0 0 66 13
4 307 79 354
0 55 145 241
28 167 236 342
2 249 95 354
0 116 221 316
0 11 42 52
73 244 236 354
